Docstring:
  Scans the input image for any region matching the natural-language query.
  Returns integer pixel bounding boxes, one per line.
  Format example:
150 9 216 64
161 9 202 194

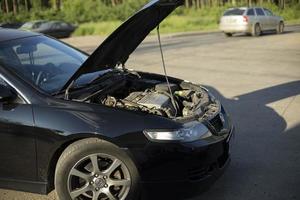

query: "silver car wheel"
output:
255 24 261 36
278 22 284 34
67 153 131 200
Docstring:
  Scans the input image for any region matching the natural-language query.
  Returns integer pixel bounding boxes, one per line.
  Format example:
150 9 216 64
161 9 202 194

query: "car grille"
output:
188 166 212 181
209 114 223 133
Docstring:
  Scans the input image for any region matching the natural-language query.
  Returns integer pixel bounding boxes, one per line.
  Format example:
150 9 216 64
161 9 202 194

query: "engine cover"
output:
138 92 170 109
125 91 176 116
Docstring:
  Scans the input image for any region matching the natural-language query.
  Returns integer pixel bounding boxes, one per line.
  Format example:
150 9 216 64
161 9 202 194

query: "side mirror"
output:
0 85 17 103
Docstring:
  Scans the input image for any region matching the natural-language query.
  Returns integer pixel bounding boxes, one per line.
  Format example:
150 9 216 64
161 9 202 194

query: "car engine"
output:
102 89 177 118
98 81 218 119
125 91 176 116
76 71 220 120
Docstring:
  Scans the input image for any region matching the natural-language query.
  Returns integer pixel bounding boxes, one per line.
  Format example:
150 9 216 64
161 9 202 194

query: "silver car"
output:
219 7 284 37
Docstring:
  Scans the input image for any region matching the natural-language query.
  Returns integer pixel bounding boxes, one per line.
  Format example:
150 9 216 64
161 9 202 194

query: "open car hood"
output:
62 0 183 91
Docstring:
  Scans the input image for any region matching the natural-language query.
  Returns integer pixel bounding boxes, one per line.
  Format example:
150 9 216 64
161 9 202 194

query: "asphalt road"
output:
1 26 300 200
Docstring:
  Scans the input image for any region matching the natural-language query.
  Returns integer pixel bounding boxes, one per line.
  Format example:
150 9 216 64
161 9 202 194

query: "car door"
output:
255 8 268 30
246 8 256 27
49 22 65 38
40 23 59 38
0 76 37 182
60 22 72 37
263 8 277 30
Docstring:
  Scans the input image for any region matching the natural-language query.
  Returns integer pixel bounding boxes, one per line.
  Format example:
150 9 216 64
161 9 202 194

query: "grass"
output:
73 5 300 37
73 21 122 36
286 19 300 25
74 7 223 36
73 16 220 36
159 15 219 33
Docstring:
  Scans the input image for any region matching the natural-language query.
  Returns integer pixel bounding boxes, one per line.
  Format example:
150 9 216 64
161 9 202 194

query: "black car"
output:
20 20 76 38
0 22 24 29
0 0 233 199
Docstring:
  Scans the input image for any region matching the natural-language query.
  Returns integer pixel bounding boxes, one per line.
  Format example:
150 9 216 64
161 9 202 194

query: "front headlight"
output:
144 122 212 142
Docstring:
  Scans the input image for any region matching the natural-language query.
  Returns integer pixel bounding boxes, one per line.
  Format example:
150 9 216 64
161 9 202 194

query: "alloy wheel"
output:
255 24 261 36
279 22 284 33
67 153 131 200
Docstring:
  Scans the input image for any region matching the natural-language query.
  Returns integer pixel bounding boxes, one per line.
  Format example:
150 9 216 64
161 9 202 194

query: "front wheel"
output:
276 21 284 34
55 138 140 200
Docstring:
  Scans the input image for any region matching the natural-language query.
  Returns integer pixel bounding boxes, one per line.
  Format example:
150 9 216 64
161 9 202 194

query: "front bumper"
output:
129 124 234 198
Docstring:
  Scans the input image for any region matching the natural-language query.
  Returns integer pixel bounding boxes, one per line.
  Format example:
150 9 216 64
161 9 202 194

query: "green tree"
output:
31 0 41 10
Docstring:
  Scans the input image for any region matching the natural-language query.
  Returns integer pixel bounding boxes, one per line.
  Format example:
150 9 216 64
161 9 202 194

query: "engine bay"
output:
71 70 220 121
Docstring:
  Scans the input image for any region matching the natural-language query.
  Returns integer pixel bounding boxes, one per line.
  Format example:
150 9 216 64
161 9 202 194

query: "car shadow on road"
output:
143 81 300 200
261 30 294 36
233 30 294 38
208 80 300 134
192 80 300 200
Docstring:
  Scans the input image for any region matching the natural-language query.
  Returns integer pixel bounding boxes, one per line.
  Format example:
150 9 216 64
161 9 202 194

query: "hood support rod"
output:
157 25 177 117
65 80 75 100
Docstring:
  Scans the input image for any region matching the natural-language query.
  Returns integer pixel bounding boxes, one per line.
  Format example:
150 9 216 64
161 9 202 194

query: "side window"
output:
263 8 273 16
246 9 255 16
61 23 70 29
0 50 5 65
0 47 21 67
0 76 25 104
0 76 8 87
255 8 265 16
53 23 61 29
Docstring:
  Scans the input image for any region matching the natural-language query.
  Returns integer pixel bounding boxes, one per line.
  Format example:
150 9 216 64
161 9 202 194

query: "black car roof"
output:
0 28 40 43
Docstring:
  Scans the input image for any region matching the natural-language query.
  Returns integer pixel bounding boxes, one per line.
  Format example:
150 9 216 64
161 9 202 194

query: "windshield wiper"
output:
52 69 121 98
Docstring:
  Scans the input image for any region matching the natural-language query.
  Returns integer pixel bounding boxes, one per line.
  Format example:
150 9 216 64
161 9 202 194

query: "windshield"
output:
20 22 34 29
0 36 88 93
223 8 246 16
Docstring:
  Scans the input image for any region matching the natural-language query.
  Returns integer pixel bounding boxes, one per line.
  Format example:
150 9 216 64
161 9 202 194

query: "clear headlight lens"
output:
144 122 212 142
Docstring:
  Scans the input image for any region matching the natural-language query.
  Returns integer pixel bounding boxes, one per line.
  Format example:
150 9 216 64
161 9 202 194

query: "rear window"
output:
246 8 255 16
255 8 265 16
21 22 33 29
224 8 246 16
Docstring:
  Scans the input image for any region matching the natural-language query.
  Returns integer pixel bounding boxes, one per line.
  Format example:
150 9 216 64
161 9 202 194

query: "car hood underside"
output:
62 0 183 91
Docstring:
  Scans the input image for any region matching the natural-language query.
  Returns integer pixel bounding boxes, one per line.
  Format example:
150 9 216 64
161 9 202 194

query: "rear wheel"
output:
276 21 284 34
55 138 140 200
252 23 261 37
224 32 233 37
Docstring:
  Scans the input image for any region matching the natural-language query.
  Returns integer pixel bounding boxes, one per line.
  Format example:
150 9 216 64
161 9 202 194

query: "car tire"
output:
55 138 140 200
252 23 261 37
224 32 233 37
276 21 284 34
